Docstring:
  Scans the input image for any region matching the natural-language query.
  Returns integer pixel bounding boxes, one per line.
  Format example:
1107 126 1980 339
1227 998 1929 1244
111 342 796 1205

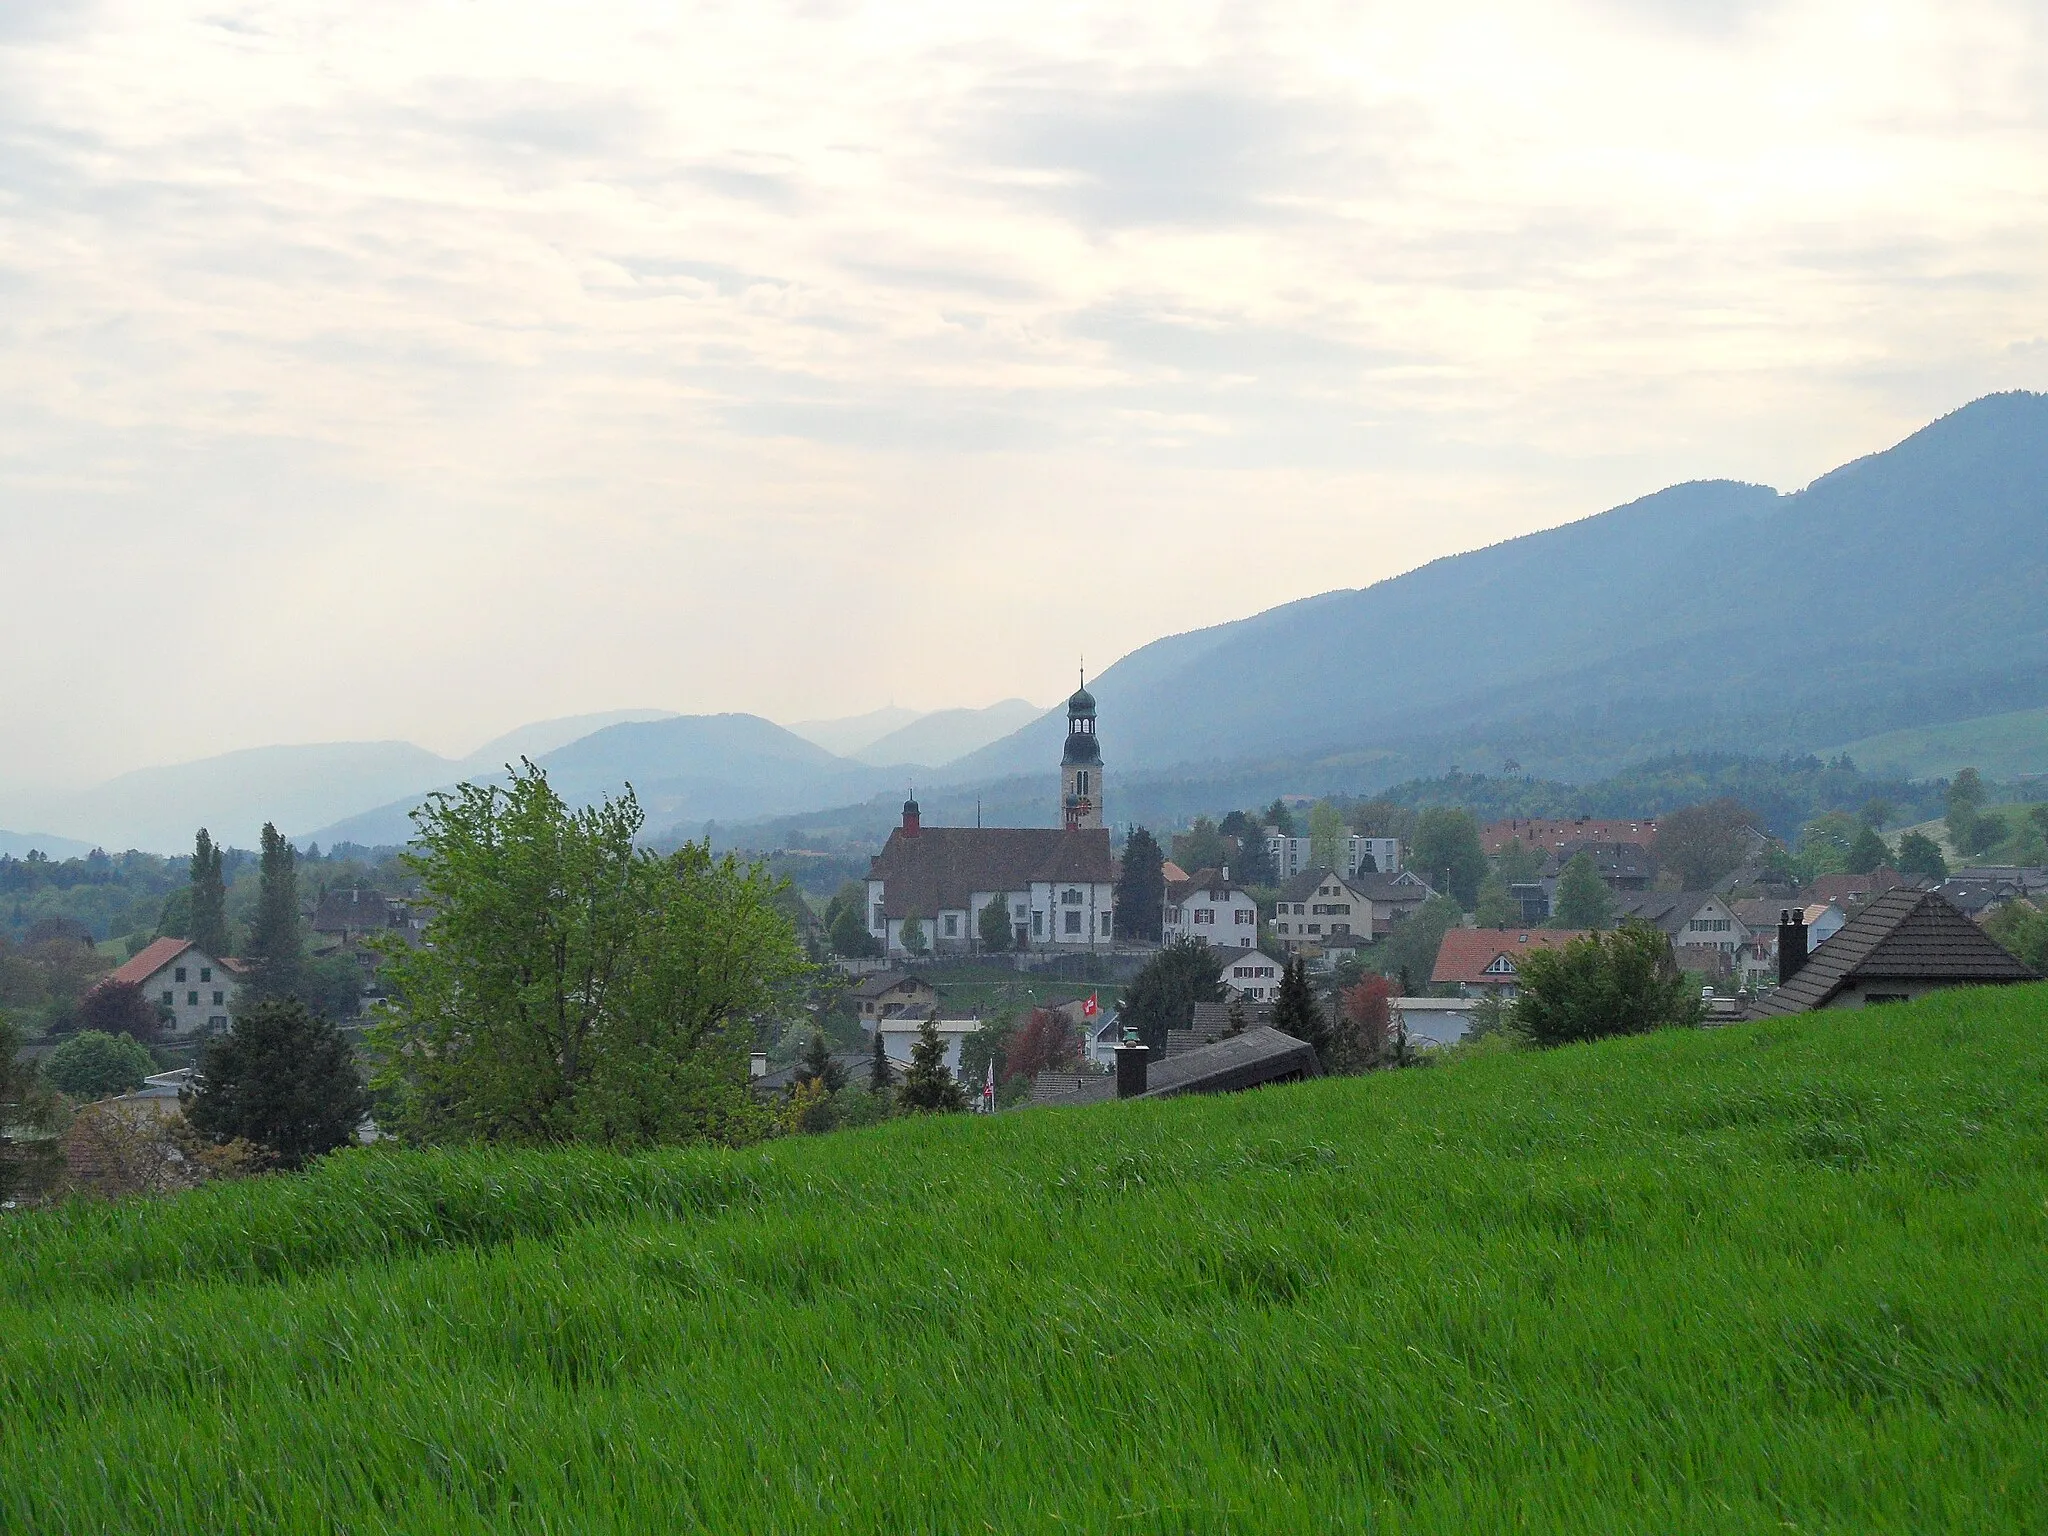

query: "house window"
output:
944 915 958 937
161 990 174 1006
200 967 211 982
208 1016 227 1029
1065 910 1082 934
187 991 199 1005
1101 912 1112 934
212 990 224 1005
1195 909 1214 925
175 967 187 983
1332 924 1349 935
1032 912 1044 937
872 905 885 930
1483 955 1516 975
1277 922 1289 933
1235 908 1254 924
1308 924 1321 935
1077 770 1089 794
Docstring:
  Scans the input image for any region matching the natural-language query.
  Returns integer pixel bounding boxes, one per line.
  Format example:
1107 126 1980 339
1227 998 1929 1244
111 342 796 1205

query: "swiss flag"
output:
1082 992 1099 1018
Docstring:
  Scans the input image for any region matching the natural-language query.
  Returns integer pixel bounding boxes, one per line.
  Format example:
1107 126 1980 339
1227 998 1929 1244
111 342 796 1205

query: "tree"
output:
1946 768 1986 853
1962 808 2009 856
1119 936 1225 1050
189 828 230 958
1224 993 1248 1035
1797 812 1861 879
1492 838 1546 884
1173 817 1229 875
1337 973 1394 1071
869 1029 893 1093
371 762 807 1148
1349 799 1412 842
796 1028 848 1095
828 900 880 959
1380 896 1462 995
1308 800 1347 873
1410 807 1487 907
1984 903 2048 975
304 953 367 1021
1001 1007 1079 1081
74 979 165 1044
1511 920 1702 1047
1474 871 1518 928
896 1018 966 1113
186 998 368 1169
1657 799 1759 889
1845 824 1892 876
1896 830 1949 881
44 1030 155 1100
1860 799 1894 829
1265 799 1296 837
1114 828 1165 941
1 1020 63 1203
958 1015 1014 1090
243 823 306 1004
1270 957 1332 1065
899 910 928 956
1552 852 1614 929
978 893 1012 953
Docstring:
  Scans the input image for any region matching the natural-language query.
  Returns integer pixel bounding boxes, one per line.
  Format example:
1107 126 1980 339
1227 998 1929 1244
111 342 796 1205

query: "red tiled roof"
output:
105 937 197 987
1484 818 1660 854
1431 927 1590 985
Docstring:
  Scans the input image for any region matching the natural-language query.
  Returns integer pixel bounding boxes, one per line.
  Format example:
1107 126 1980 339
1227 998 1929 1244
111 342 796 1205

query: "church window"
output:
1077 771 1089 794
1032 912 1044 937
1062 889 1083 905
1065 910 1082 934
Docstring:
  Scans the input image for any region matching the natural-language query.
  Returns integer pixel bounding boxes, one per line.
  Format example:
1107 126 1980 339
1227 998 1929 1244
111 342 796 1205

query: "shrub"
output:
73 979 166 1044
43 1031 155 1101
186 999 368 1170
1512 920 1703 1047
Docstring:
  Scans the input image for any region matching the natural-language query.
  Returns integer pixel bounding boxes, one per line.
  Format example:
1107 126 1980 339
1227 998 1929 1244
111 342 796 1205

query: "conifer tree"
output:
978 894 1012 953
1552 852 1614 929
186 997 367 1169
799 1028 847 1094
869 1028 892 1093
244 823 306 1004
897 1018 966 1113
1225 992 1248 1036
1269 957 1333 1065
1113 827 1166 941
189 828 230 958
1846 824 1891 875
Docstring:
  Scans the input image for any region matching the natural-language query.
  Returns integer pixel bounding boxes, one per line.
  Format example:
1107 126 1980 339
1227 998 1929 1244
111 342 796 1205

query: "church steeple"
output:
1060 670 1104 831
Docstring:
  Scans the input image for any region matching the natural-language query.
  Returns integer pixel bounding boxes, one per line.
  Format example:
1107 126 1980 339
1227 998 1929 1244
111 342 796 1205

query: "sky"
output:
3 0 2045 791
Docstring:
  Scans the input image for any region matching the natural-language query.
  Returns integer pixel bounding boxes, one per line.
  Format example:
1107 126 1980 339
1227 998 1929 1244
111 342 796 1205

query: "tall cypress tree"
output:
189 828 230 958
1114 827 1166 941
1270 956 1333 1066
245 823 306 1004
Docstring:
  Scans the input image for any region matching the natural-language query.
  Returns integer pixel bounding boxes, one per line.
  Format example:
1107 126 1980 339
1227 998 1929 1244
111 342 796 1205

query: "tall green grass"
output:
6 986 2048 1533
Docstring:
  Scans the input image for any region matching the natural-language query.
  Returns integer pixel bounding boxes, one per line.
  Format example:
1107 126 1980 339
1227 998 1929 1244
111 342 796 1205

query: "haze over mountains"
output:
5 393 2042 857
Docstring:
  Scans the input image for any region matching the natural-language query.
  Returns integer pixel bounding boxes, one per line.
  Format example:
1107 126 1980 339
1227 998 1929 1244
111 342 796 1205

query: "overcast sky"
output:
3 0 2044 789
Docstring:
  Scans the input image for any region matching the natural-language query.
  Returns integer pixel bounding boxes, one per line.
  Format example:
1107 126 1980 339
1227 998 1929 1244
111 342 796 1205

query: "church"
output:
864 683 1118 955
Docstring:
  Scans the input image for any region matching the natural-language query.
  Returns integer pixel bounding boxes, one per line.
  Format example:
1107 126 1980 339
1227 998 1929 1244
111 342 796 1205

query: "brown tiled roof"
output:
850 971 928 1000
1541 841 1656 882
1484 817 1660 854
1752 887 2039 1015
868 827 1114 920
1027 1072 1117 1108
1351 872 1435 903
1430 927 1590 985
1189 1001 1272 1038
1614 892 1718 937
1803 869 1916 906
1277 867 1371 904
1165 867 1247 904
311 888 391 934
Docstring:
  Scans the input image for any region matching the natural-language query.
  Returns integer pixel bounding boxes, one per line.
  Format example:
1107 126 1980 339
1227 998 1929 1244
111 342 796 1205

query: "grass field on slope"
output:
6 989 2048 1534
1832 704 2048 782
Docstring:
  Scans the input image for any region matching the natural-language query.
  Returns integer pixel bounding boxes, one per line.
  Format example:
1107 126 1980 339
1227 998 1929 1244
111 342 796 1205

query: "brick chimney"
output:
901 794 921 838
1777 908 1808 986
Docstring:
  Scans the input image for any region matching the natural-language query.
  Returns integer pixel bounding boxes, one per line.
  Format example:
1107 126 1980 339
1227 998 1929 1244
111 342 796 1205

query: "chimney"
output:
1114 1027 1150 1099
1777 908 1808 985
749 1052 768 1080
901 794 921 838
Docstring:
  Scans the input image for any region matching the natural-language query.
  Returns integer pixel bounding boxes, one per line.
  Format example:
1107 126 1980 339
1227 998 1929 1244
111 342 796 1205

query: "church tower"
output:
1060 677 1104 831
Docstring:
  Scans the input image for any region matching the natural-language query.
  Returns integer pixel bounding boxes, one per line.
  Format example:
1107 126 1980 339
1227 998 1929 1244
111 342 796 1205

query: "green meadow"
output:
6 987 2048 1534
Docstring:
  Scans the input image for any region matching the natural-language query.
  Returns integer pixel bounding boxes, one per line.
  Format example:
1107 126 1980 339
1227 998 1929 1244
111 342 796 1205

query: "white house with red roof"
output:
100 938 246 1037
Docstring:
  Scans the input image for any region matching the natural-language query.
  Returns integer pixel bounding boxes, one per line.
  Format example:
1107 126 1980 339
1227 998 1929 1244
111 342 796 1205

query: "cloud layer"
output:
3 0 2045 786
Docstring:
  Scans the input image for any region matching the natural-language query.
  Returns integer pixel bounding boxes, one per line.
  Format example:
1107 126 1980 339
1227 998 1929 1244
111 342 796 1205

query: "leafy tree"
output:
1269 956 1332 1065
1946 767 1986 853
1859 799 1894 829
1410 807 1487 907
1984 903 2048 975
372 763 806 1148
1512 920 1702 1047
189 828 230 958
186 998 367 1169
1552 852 1615 929
828 900 880 959
1228 828 1278 886
1657 799 1759 889
1349 799 1413 842
0 1019 63 1203
1109 829 1162 946
1474 871 1518 928
1173 817 1229 875
1961 808 2008 856
1335 972 1394 1072
896 1018 966 1113
1308 800 1347 873
1797 811 1861 879
244 823 306 1004
1492 838 1546 884
899 910 928 956
1001 1007 1079 1081
74 979 165 1043
1895 830 1948 881
1845 824 1892 876
44 1030 155 1100
978 893 1013 953
957 1015 1014 1090
154 885 193 941
796 1029 848 1095
1119 936 1225 1050
1224 993 1248 1036
1380 895 1462 995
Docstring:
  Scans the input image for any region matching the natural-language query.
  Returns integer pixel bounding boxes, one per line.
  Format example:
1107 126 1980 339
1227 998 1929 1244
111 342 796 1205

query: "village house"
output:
1217 949 1285 1002
1615 891 1753 975
1752 889 2038 1014
1270 868 1375 954
97 938 244 1038
1350 869 1438 929
849 971 939 1024
1163 868 1261 948
1429 928 1591 1000
862 687 1118 957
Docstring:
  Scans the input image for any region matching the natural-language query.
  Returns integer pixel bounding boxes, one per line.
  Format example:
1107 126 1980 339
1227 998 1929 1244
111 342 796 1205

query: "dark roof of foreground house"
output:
1141 1025 1322 1099
1752 887 2039 1015
868 827 1115 919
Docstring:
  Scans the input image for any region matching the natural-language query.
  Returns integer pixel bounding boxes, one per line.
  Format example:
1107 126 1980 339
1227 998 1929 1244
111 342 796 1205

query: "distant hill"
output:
457 709 678 774
786 705 925 757
0 830 96 860
851 699 1048 767
313 714 900 847
943 391 2048 794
